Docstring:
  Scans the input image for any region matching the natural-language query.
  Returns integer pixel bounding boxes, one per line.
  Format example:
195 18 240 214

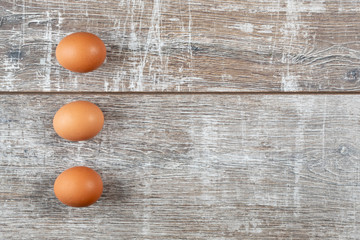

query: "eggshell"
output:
53 100 104 141
54 166 103 207
56 32 106 73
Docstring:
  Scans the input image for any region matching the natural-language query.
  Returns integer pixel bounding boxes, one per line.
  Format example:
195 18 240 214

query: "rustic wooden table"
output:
1 0 359 239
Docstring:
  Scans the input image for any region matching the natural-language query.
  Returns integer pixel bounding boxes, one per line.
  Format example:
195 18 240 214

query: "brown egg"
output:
56 32 106 73
53 101 104 141
54 166 103 207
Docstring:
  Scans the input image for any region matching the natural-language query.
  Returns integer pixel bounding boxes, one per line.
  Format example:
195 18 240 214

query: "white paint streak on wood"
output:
256 0 326 13
292 97 314 215
111 1 131 92
68 72 78 89
128 1 139 51
210 4 243 12
277 0 327 91
128 30 138 51
104 78 109 91
258 24 273 34
187 0 192 57
55 11 63 91
21 0 25 46
42 11 52 91
2 58 19 90
280 0 301 91
113 71 126 92
131 0 163 91
281 72 299 91
229 23 254 33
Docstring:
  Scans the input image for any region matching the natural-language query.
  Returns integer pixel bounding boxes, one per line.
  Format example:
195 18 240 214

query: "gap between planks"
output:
1 91 360 95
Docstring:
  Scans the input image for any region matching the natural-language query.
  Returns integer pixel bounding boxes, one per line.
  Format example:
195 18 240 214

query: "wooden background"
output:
0 0 359 239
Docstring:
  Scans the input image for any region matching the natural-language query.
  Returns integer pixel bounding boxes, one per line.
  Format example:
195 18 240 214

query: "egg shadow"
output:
28 172 73 218
101 176 131 206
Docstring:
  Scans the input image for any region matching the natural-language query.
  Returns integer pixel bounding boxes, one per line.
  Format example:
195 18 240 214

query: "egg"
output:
53 100 104 141
54 166 103 207
56 32 106 73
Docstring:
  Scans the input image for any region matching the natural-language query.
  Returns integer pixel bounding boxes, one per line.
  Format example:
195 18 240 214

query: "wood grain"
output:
2 0 360 92
0 94 359 239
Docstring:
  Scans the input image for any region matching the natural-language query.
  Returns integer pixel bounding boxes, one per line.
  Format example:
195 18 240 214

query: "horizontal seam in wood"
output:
1 91 360 95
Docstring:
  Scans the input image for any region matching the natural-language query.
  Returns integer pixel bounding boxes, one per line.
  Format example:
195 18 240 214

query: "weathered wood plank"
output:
2 0 360 92
0 94 359 239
